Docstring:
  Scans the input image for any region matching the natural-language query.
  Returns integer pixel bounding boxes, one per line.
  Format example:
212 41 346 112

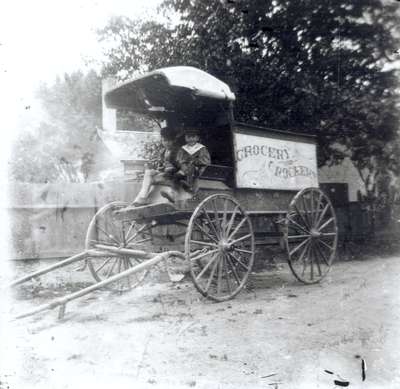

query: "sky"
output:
0 0 163 151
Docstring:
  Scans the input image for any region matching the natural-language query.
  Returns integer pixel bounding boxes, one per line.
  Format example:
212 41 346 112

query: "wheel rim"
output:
85 202 152 291
185 194 255 302
285 188 338 284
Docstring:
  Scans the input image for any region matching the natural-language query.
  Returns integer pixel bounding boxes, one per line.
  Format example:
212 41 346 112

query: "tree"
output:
10 70 102 183
97 0 400 195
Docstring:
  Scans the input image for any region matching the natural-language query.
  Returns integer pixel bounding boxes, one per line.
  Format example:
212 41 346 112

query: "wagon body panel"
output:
232 123 318 191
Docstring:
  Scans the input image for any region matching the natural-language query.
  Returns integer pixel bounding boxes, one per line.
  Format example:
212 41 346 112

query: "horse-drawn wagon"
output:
11 66 338 318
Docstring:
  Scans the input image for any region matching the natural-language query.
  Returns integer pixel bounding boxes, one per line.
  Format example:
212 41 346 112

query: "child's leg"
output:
132 169 156 205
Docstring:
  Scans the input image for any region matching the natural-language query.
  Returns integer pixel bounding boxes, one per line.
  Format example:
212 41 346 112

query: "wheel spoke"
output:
217 256 223 295
314 240 331 266
228 252 249 271
310 190 315 223
287 234 311 240
190 239 218 248
227 217 248 241
94 257 113 273
311 243 323 277
233 248 253 255
318 238 334 252
105 216 122 243
202 209 221 239
223 256 232 295
225 205 240 237
123 258 132 289
117 257 122 275
229 233 252 246
291 238 310 263
212 199 224 237
128 237 152 245
124 221 136 241
190 248 219 262
287 217 310 235
289 236 311 256
96 224 120 246
301 194 312 228
125 257 134 268
315 203 330 229
221 199 229 238
89 239 119 247
106 257 119 278
309 244 314 281
320 232 337 237
294 204 311 230
195 252 220 280
126 224 150 245
225 254 242 285
313 192 323 225
318 217 334 231
194 220 219 243
301 243 310 277
205 254 220 293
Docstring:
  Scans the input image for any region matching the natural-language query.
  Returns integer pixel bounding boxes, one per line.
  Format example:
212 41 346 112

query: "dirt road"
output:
2 255 400 389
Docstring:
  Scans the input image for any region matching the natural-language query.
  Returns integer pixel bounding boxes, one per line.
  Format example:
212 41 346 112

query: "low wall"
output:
9 179 397 260
8 180 141 260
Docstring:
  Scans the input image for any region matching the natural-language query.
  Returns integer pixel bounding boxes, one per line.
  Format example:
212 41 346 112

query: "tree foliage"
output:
98 0 400 193
11 70 102 183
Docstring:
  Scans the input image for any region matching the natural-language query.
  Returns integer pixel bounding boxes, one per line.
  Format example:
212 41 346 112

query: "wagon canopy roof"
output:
105 66 236 114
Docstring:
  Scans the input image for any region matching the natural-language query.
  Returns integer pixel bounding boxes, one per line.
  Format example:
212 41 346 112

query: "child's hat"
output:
185 127 201 135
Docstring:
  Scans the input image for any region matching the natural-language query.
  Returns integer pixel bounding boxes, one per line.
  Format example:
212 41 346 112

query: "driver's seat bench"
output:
199 164 234 185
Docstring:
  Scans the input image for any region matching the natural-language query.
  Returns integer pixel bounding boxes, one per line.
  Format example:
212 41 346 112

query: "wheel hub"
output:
219 240 231 252
310 228 322 238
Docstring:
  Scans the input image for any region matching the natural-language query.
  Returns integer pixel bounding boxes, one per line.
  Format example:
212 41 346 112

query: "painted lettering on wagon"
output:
274 165 316 179
236 144 290 161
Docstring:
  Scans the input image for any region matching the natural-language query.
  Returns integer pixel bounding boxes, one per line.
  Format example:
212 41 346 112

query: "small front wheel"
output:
185 194 255 302
85 202 152 291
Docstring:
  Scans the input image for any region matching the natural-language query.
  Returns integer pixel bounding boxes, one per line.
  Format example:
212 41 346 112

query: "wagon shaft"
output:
13 250 185 320
9 250 93 287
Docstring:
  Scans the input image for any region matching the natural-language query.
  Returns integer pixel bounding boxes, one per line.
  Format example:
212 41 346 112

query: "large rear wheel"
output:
284 188 338 284
185 194 255 302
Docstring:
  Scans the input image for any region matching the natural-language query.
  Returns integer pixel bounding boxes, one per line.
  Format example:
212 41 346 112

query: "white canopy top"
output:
105 66 235 112
148 66 236 101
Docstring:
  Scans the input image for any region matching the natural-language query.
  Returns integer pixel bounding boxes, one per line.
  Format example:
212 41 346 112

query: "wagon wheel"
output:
85 201 153 291
284 187 338 284
185 194 255 302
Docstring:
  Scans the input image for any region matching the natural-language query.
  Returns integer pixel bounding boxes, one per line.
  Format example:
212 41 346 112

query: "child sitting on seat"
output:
176 128 211 192
132 127 179 206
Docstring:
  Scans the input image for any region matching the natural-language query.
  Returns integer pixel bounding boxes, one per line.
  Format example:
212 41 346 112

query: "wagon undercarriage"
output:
10 188 338 320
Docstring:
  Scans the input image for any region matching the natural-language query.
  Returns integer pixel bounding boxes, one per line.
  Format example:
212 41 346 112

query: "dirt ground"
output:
1 252 400 389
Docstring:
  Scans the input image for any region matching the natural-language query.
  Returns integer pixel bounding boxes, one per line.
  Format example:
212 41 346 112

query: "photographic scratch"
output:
261 373 277 378
333 379 350 387
361 358 366 381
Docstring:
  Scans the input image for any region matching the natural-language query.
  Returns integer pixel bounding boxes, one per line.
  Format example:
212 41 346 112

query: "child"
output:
176 128 211 192
132 127 179 206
